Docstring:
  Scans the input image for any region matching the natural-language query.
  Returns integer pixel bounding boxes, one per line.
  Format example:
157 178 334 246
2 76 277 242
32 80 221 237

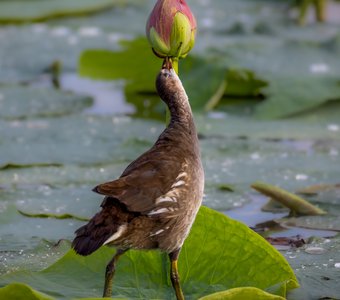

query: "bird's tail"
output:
72 228 104 256
72 198 128 256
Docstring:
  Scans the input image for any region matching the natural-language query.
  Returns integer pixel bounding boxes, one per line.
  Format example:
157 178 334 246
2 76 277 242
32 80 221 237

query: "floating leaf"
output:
254 75 340 119
284 235 340 300
277 216 340 232
0 86 92 120
0 115 160 166
297 183 340 195
0 206 299 299
0 0 125 23
252 182 327 216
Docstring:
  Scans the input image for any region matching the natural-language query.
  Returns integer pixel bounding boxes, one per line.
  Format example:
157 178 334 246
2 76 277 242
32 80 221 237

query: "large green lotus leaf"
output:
79 38 158 82
0 0 124 23
288 99 340 123
203 184 250 211
254 75 340 119
0 115 159 166
0 85 92 119
0 164 126 187
196 114 340 140
200 133 340 192
284 235 340 300
0 25 124 83
78 37 226 112
0 240 70 276
214 35 340 118
180 57 225 110
0 204 84 253
0 283 53 300
0 206 298 299
0 185 100 220
220 37 340 78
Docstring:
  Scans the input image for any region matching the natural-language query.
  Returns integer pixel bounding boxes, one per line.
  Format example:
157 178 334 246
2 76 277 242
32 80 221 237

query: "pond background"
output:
0 0 340 299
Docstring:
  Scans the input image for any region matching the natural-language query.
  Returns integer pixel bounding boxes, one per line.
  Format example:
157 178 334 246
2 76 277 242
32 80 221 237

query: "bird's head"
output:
156 58 185 105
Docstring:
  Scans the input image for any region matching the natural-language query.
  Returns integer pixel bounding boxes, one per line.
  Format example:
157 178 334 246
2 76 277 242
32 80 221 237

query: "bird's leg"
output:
169 248 185 300
103 248 127 298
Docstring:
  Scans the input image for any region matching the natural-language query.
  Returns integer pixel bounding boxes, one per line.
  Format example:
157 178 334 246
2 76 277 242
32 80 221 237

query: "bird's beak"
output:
162 57 173 70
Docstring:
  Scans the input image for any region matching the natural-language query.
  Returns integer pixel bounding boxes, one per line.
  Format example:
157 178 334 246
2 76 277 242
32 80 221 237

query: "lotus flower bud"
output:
146 0 197 59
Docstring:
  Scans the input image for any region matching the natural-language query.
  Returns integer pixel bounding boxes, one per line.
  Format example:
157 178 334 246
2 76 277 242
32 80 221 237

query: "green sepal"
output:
148 27 170 58
170 12 193 58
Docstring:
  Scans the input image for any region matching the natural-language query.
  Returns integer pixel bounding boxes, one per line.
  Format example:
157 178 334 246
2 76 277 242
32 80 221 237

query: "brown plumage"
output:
72 62 204 299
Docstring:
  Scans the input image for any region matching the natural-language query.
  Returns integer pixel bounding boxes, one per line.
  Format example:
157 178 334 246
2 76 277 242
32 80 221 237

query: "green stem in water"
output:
315 0 327 22
298 0 311 26
166 57 180 124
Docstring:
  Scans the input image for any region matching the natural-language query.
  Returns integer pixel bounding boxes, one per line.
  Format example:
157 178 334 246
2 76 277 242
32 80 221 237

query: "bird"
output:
72 58 204 300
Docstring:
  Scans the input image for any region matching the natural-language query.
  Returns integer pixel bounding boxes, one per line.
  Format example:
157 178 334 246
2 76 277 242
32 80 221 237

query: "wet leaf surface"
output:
0 86 92 119
0 207 298 299
284 235 340 300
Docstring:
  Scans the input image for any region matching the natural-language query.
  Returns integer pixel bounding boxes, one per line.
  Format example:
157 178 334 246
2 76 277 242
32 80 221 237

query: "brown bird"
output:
72 60 204 299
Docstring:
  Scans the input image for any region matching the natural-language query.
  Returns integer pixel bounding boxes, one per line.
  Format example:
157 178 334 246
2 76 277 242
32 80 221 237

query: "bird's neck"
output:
169 100 194 128
166 86 195 131
163 98 199 151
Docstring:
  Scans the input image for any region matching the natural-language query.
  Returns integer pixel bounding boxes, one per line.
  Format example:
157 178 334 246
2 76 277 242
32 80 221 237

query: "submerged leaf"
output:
252 182 327 216
0 163 62 170
261 199 289 214
17 210 89 222
217 184 235 192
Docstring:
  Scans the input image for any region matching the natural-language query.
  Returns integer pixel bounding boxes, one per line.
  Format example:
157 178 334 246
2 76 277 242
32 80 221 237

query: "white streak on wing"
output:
176 172 187 180
156 196 177 204
150 229 165 237
171 180 185 188
103 225 127 245
148 208 170 216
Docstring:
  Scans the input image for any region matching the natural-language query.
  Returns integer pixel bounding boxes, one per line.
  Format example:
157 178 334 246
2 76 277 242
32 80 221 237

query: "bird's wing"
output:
93 156 185 216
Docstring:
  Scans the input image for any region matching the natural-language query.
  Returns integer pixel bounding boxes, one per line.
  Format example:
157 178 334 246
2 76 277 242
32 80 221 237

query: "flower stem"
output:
172 57 179 74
